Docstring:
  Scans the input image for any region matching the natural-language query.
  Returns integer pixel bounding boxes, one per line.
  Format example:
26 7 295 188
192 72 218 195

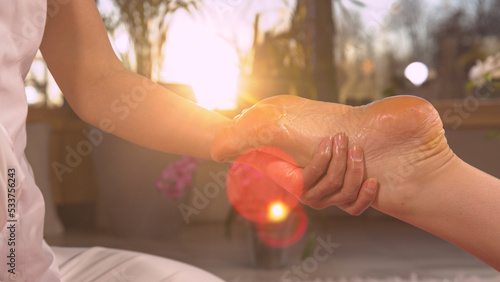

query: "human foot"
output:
211 95 456 213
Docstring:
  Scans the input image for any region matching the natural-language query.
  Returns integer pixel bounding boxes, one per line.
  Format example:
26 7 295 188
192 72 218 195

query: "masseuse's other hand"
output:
230 135 377 215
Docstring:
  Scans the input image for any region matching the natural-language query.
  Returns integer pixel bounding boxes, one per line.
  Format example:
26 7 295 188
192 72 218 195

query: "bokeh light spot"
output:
256 205 308 248
404 62 429 86
226 161 299 224
268 201 289 222
226 148 309 248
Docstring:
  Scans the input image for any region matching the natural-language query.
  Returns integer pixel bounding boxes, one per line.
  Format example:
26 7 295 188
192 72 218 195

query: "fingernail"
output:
319 137 333 156
365 178 377 193
350 145 363 162
335 133 347 150
325 136 333 154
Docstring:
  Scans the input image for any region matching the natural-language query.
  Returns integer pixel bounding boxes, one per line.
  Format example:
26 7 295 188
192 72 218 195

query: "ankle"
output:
373 147 458 217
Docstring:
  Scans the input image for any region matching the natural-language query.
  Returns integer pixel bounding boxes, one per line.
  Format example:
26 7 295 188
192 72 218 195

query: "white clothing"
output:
0 0 223 281
0 0 59 280
53 246 223 282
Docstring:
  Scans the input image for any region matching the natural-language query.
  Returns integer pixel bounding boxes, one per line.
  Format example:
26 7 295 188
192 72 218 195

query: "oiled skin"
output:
211 95 500 270
211 95 453 211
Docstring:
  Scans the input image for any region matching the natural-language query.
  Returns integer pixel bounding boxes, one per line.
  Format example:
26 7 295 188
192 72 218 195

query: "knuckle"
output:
300 194 313 205
324 176 343 189
301 195 324 209
319 149 332 160
341 192 358 203
332 151 346 162
349 166 364 176
308 164 324 176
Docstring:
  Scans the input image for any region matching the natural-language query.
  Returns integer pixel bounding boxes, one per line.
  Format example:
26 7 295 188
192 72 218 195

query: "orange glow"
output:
268 201 289 222
157 12 240 110
226 148 309 248
226 153 299 223
256 205 308 248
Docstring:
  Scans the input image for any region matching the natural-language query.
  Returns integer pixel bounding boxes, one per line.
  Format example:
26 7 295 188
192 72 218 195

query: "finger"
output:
238 136 335 200
236 150 304 198
312 145 365 208
301 133 348 203
301 137 334 188
338 178 378 215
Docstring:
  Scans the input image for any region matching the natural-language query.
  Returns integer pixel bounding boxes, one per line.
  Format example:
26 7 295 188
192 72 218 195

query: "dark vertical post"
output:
304 0 337 102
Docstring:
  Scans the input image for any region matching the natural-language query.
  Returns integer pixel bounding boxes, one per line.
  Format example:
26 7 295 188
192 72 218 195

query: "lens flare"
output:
226 148 310 247
226 148 302 223
226 160 299 223
256 205 308 248
268 201 289 222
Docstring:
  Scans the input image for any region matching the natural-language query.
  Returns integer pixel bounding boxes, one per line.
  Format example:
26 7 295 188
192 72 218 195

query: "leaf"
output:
485 130 500 140
465 80 476 90
486 72 493 83
301 232 316 260
485 131 495 140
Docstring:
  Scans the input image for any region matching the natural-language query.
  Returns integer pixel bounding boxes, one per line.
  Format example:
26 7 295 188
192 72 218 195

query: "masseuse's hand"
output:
226 134 377 215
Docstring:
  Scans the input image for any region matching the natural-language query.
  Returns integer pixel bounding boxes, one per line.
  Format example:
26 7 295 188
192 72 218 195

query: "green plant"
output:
485 130 500 141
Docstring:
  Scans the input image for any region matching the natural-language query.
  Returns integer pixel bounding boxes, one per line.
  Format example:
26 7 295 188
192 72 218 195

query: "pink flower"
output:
156 156 205 200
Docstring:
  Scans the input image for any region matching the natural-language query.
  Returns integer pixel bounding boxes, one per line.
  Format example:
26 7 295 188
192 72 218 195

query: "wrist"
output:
208 119 234 161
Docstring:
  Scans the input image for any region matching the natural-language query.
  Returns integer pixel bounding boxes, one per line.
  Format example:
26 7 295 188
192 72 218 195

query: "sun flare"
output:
268 201 289 222
157 11 241 111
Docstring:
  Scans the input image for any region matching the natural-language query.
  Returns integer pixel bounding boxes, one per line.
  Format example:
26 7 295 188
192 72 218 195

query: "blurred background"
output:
26 0 500 109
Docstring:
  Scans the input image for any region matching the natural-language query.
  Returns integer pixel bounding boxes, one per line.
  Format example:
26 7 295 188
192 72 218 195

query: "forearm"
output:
376 155 500 270
39 0 231 159
74 68 231 159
